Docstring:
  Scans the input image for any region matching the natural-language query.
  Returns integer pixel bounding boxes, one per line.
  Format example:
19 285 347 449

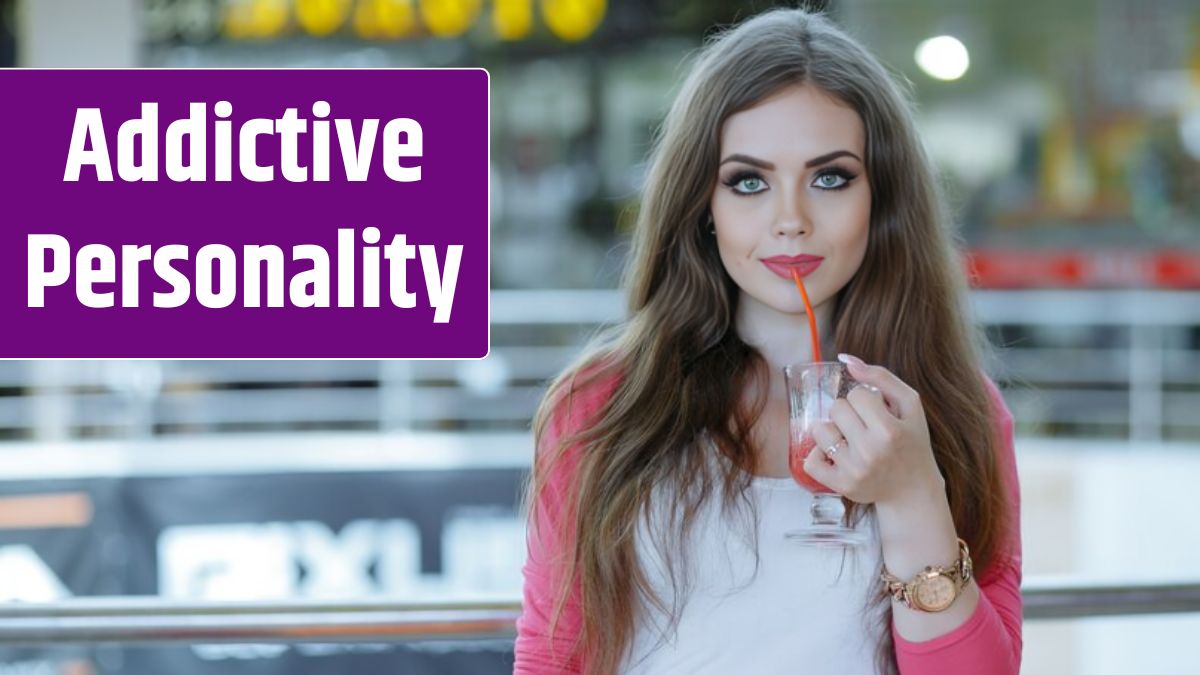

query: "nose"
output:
773 187 810 238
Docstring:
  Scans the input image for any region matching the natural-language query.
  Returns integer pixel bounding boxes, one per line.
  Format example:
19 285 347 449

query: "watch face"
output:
914 575 957 611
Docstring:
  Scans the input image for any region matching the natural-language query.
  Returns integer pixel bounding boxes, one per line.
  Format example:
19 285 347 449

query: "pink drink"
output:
788 435 835 494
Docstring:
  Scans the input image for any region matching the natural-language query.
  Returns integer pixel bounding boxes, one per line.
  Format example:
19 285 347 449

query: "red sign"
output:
965 250 1200 289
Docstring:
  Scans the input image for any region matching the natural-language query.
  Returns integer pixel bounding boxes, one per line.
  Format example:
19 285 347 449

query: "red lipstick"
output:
761 255 823 279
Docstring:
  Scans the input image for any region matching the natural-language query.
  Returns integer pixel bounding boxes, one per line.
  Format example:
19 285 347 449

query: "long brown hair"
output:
526 8 1011 675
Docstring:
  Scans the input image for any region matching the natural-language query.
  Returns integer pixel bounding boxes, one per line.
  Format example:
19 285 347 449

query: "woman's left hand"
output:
802 353 946 505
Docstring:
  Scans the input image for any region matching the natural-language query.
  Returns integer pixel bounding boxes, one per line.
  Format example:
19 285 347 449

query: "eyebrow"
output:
718 150 862 170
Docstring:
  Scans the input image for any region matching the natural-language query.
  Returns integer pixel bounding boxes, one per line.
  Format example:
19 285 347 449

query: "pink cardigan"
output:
515 368 1023 674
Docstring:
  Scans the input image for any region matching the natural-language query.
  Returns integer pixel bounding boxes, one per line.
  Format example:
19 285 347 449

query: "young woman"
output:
515 8 1022 675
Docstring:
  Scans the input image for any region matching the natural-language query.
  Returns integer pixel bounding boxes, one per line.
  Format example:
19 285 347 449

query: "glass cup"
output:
782 361 867 547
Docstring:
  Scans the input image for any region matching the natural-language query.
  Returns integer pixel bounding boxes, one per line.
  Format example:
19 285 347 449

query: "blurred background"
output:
1 0 1198 673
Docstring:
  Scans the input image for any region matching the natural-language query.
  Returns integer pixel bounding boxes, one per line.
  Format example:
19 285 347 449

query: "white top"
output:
621 445 886 674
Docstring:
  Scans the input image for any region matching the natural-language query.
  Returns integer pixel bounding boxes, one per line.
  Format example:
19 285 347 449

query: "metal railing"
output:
0 598 523 645
1 582 1197 645
1 289 1197 440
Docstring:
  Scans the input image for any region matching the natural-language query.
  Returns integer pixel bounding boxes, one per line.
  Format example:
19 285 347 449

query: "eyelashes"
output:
812 166 857 191
720 165 858 196
721 170 768 195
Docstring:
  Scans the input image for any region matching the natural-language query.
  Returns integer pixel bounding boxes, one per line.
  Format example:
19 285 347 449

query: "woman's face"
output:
710 84 872 320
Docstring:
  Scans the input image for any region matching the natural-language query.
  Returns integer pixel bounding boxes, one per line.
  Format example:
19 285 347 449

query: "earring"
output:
707 212 715 235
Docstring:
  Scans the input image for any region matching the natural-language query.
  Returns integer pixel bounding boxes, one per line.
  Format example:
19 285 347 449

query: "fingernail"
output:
837 353 864 368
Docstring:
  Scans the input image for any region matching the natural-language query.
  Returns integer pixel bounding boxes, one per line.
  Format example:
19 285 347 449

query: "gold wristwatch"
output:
880 538 973 612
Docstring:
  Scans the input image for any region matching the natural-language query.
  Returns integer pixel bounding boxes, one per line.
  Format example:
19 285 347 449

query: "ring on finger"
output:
823 438 847 457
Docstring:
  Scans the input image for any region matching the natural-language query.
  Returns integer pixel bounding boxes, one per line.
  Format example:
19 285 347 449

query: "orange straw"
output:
790 268 822 363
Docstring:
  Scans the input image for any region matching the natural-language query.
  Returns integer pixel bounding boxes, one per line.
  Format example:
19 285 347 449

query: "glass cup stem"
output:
810 493 846 526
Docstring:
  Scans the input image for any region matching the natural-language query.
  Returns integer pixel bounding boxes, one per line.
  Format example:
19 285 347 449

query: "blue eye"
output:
736 176 766 193
812 168 856 191
722 170 768 196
